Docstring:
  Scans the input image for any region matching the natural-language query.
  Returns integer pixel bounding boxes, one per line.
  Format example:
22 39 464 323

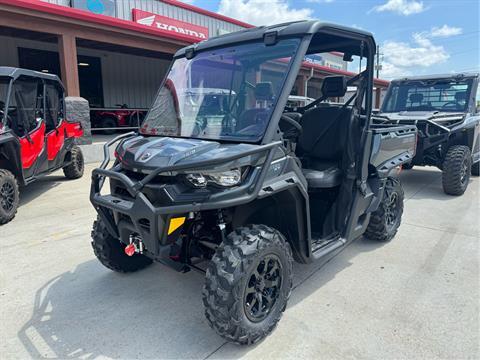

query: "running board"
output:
311 237 346 260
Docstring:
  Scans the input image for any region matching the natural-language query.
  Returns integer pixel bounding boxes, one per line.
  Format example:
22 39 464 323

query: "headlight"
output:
185 173 208 187
185 169 242 188
208 169 242 187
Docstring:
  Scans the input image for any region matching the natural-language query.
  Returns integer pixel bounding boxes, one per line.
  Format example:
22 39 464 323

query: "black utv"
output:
374 73 480 195
90 21 417 345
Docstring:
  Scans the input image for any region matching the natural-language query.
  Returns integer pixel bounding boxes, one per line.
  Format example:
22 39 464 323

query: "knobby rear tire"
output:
365 177 404 242
0 169 19 225
63 146 85 180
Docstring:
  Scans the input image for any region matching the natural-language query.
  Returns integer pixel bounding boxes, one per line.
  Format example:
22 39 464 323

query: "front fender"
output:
0 132 24 184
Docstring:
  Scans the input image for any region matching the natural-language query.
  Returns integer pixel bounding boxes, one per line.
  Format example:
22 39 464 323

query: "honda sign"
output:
132 9 209 42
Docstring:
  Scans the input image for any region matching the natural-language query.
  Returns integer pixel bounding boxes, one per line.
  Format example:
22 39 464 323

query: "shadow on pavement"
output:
18 237 386 359
19 175 66 207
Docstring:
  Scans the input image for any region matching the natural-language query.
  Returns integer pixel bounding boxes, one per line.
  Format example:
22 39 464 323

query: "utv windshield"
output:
382 78 474 113
141 38 301 142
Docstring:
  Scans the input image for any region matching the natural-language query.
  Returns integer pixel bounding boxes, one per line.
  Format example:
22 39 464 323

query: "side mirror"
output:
65 96 91 145
321 76 347 98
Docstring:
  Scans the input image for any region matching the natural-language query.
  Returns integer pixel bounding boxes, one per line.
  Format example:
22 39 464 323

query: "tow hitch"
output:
125 234 144 256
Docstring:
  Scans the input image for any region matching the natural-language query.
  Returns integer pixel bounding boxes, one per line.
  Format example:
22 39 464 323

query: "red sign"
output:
132 9 209 41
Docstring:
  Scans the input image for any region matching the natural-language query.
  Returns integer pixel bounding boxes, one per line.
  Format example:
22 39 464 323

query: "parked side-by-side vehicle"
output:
0 67 85 224
89 21 417 344
374 73 480 195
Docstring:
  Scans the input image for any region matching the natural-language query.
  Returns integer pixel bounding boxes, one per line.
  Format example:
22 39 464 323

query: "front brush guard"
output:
90 133 281 254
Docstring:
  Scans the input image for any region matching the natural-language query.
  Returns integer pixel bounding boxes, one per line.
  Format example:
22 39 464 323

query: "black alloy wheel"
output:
384 190 401 233
0 169 19 225
244 254 283 322
365 177 404 242
1 181 15 213
459 156 469 186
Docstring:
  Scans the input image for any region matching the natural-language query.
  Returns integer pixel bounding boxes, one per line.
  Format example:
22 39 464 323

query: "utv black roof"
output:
0 66 61 82
175 20 375 58
391 73 479 83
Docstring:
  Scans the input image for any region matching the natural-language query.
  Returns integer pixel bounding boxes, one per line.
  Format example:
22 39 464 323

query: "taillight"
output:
0 123 4 134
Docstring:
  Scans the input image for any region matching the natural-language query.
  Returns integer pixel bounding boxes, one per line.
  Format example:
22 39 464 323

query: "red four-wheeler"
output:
0 67 85 224
91 106 147 135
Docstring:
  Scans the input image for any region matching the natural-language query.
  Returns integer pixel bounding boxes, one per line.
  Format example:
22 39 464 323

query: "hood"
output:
116 136 262 173
375 111 465 123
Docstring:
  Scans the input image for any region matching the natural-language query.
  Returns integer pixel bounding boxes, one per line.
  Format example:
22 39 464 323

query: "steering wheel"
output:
192 117 208 136
442 101 461 109
280 114 302 140
221 111 241 135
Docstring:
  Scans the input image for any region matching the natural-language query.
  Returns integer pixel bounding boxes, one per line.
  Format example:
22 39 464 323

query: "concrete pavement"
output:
0 165 478 359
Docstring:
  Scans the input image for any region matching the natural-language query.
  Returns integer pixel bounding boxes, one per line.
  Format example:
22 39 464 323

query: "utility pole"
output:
375 45 383 78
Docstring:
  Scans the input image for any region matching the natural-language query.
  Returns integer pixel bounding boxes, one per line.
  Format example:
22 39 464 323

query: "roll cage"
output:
0 67 65 129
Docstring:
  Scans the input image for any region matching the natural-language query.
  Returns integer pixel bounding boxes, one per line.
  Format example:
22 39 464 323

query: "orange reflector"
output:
168 217 186 235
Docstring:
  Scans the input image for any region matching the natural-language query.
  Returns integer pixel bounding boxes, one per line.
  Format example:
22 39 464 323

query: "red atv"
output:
91 106 146 135
0 67 85 224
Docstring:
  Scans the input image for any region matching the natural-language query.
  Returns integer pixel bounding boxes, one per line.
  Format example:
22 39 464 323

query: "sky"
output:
180 0 479 80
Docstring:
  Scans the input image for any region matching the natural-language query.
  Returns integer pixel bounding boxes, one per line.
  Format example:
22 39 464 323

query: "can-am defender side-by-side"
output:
0 67 85 224
374 73 480 195
90 21 417 344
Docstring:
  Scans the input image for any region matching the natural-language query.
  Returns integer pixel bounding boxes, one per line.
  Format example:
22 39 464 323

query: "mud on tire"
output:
203 224 293 345
0 169 19 225
91 216 153 273
442 145 471 196
63 146 85 180
365 177 404 242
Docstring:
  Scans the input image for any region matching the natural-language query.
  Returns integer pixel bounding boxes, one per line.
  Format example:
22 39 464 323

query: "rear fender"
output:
64 121 84 139
369 126 417 177
0 133 24 184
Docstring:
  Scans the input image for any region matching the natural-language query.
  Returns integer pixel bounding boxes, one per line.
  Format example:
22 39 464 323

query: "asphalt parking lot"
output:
0 165 478 359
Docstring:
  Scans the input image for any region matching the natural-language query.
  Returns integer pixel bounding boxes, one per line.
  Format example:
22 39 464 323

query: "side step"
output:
311 236 346 260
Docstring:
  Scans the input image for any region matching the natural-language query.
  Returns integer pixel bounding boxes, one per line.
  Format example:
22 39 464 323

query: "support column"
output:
375 87 382 109
295 76 306 96
58 33 80 97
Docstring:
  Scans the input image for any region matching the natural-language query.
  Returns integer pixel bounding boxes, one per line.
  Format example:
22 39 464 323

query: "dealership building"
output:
0 0 389 121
